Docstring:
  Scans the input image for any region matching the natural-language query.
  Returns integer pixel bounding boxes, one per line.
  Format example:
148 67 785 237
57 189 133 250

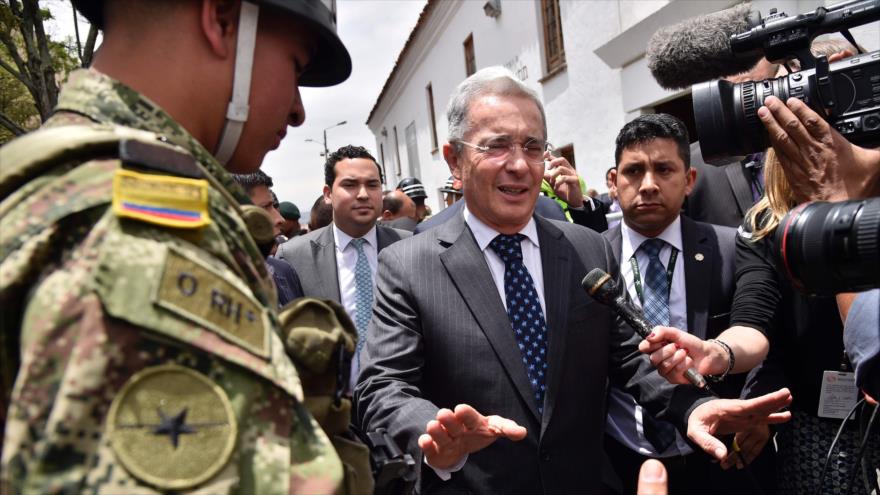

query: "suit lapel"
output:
534 217 571 436
606 224 623 263
311 227 341 301
438 213 541 421
724 162 755 219
375 225 396 252
682 216 712 339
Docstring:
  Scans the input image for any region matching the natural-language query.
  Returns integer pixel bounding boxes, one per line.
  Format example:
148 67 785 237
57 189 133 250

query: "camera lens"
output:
775 199 880 295
693 71 813 164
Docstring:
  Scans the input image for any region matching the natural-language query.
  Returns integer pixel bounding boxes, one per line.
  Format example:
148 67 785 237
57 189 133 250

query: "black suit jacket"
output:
355 210 712 494
683 142 757 228
604 216 737 340
604 217 745 398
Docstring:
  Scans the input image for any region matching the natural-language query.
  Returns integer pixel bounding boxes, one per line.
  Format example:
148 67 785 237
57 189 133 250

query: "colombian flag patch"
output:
112 169 210 229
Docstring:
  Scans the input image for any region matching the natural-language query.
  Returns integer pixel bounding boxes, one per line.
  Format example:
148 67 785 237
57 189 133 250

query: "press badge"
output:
817 370 858 419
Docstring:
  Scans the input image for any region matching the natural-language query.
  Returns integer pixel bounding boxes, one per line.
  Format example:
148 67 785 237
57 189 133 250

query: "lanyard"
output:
630 248 678 305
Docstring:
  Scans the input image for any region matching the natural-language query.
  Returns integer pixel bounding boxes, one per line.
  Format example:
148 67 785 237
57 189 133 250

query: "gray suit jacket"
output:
355 209 712 494
683 142 757 228
275 224 411 301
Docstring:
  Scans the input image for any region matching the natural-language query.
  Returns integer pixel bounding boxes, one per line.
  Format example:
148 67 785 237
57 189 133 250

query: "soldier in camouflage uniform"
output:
0 0 353 493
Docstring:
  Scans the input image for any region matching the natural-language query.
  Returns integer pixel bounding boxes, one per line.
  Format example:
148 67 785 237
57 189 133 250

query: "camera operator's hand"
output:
543 151 585 207
757 95 880 202
418 404 527 470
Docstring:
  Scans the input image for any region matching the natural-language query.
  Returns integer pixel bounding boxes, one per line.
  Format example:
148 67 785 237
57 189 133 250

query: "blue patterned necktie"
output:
639 238 671 328
637 237 678 452
489 234 548 414
351 238 373 356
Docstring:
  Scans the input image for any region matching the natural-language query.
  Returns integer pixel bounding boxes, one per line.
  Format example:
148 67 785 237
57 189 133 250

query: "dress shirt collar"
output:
621 215 683 262
332 223 378 252
463 205 540 252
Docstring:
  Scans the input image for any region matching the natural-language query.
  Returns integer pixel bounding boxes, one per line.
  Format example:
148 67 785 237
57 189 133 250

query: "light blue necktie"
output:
351 238 373 356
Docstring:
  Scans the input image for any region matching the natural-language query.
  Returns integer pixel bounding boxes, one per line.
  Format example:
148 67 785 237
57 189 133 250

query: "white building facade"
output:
367 0 879 212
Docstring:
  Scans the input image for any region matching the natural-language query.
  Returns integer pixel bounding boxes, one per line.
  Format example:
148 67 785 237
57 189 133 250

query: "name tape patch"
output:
113 169 210 229
155 247 269 358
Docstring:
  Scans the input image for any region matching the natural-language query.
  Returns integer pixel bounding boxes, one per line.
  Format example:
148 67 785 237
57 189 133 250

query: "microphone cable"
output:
814 397 867 495
847 401 878 495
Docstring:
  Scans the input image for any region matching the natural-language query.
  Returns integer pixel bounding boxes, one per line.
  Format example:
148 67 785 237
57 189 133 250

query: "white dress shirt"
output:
464 207 547 316
606 215 693 457
428 207 547 480
333 223 378 388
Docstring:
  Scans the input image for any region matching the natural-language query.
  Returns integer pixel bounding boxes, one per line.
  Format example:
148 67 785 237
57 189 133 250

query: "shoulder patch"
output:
92 223 305 400
106 364 237 490
156 246 270 358
113 169 210 229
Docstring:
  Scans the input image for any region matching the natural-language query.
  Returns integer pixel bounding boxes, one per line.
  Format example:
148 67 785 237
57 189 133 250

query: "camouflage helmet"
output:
71 0 351 87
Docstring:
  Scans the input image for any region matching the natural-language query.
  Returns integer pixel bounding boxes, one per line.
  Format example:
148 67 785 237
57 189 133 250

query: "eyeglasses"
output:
457 138 552 165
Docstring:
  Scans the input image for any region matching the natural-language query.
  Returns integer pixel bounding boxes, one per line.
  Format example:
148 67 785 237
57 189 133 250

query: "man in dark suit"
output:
277 145 410 383
682 142 762 228
602 114 767 495
682 58 780 228
354 67 792 494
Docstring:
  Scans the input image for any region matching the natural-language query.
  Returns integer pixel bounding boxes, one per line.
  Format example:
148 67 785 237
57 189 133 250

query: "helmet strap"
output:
214 1 260 166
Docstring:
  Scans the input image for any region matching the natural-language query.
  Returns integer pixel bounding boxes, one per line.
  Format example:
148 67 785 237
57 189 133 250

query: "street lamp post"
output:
322 120 347 156
304 138 324 157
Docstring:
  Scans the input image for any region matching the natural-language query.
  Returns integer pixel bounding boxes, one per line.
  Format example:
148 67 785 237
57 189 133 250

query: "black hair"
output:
614 113 690 168
323 145 382 187
231 170 274 194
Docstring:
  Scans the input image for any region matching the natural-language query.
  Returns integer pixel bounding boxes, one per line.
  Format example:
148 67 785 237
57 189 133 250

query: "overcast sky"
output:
263 1 427 218
46 0 427 219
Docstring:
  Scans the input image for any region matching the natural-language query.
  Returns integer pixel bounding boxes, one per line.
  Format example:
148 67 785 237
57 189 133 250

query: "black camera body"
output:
692 0 880 164
695 51 880 164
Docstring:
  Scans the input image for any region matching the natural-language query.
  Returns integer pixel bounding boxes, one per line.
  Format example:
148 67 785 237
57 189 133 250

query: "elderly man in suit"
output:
277 145 410 384
354 67 792 495
603 114 768 495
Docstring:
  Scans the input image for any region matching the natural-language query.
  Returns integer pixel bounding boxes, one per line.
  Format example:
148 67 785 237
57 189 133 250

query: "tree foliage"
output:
0 0 98 143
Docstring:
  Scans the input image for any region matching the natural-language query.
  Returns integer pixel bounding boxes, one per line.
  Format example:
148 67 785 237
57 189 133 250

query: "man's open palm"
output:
418 404 528 470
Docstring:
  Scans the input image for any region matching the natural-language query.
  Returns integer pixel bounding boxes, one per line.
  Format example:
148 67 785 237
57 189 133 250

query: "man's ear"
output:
443 143 461 179
323 184 332 204
609 168 618 186
200 0 240 58
684 166 697 195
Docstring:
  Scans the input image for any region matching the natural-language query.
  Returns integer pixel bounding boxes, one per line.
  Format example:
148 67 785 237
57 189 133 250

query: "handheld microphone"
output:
646 3 763 90
581 268 708 390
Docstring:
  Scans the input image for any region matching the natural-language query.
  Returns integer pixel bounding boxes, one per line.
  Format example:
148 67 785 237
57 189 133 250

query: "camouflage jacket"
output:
0 69 342 494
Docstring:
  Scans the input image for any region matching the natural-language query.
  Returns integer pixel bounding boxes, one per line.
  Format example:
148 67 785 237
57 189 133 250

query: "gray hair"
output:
445 66 547 152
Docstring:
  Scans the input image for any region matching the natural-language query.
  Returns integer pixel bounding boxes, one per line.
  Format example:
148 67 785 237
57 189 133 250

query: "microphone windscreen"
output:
581 269 618 304
646 3 763 90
